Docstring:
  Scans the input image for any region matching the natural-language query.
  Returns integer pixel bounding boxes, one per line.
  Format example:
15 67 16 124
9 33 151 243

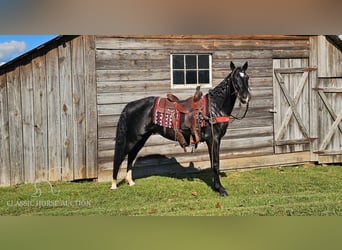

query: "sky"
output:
0 35 57 66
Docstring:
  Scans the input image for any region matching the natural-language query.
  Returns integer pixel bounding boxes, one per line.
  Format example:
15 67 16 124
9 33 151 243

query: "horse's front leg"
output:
207 138 228 196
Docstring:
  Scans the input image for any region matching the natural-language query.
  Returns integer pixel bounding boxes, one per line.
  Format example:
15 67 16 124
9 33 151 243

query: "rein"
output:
230 101 249 121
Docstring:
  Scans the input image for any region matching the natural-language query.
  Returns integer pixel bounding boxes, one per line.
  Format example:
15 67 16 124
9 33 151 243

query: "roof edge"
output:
325 35 342 53
97 34 310 40
0 35 79 75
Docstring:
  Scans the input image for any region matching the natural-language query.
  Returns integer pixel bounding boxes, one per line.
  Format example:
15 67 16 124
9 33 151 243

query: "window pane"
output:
199 70 209 83
186 70 197 84
186 55 197 69
173 55 184 69
173 71 184 84
171 54 211 86
198 55 209 69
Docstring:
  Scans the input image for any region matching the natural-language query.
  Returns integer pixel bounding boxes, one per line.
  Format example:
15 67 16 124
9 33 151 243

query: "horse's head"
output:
230 61 251 104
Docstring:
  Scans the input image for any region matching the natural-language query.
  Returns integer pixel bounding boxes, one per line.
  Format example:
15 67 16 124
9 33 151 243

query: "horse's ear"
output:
230 61 235 71
242 61 248 71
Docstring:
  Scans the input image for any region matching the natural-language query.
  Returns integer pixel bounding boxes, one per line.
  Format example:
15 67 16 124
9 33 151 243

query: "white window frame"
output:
170 53 212 89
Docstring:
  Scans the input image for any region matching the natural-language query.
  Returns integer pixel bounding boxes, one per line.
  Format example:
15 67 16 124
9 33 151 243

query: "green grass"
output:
1 165 341 215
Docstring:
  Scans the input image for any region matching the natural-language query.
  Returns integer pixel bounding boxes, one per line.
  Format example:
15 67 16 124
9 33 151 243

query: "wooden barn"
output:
0 35 341 186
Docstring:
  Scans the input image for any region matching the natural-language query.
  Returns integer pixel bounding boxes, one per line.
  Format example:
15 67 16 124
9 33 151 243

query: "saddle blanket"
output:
152 97 207 129
152 97 181 129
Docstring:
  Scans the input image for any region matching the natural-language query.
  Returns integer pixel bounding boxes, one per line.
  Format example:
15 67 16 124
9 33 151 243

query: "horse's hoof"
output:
111 180 117 190
220 191 228 197
219 189 228 197
128 181 135 187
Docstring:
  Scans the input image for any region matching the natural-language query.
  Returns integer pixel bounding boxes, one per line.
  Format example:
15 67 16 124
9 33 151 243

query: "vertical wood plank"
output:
58 41 74 181
309 36 319 161
280 59 290 152
46 49 62 181
84 35 98 178
319 83 327 153
317 36 328 77
72 36 86 179
273 59 281 153
7 68 24 185
302 58 310 152
330 80 337 152
0 74 11 186
20 63 35 183
334 80 342 153
292 59 300 152
32 56 49 181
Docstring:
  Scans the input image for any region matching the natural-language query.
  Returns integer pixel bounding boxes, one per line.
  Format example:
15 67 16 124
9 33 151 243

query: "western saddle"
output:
166 86 205 151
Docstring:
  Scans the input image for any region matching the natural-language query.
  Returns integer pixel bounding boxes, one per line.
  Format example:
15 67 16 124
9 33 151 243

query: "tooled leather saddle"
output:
152 86 207 152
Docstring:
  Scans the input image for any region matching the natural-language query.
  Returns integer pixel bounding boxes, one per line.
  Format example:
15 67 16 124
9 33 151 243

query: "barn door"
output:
313 78 342 159
273 59 314 153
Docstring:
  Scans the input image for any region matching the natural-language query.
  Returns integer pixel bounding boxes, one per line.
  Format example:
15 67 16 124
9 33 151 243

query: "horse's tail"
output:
112 110 128 183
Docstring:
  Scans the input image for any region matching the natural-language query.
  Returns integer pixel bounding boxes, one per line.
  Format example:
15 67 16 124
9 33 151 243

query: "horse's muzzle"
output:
240 94 251 104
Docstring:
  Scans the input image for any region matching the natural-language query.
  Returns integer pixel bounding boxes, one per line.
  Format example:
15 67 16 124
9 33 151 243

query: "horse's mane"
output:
208 65 244 99
208 73 232 100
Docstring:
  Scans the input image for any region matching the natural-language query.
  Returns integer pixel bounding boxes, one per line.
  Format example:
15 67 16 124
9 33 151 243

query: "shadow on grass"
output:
117 154 227 193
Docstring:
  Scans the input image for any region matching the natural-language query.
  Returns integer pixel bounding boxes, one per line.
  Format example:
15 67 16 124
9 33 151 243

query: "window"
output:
171 54 212 88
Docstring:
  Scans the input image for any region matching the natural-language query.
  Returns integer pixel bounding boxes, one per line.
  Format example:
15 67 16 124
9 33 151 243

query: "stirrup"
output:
175 130 188 152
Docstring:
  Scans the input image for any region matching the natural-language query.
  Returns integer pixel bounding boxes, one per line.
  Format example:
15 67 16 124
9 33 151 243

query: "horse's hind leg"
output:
111 150 126 190
111 111 128 190
125 133 152 187
111 135 149 190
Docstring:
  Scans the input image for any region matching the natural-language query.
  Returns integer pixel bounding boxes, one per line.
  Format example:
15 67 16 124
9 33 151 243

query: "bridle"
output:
229 67 250 121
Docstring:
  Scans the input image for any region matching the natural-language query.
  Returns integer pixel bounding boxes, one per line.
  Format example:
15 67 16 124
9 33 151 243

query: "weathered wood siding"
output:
0 74 11 186
313 36 342 163
0 36 97 186
317 36 342 77
96 35 311 177
273 58 311 154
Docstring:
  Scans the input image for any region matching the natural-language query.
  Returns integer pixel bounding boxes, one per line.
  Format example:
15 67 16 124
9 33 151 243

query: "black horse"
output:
111 61 251 196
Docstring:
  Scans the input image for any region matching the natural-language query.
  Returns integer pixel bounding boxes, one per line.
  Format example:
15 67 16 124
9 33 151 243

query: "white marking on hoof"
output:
125 170 135 187
110 180 117 190
128 180 135 187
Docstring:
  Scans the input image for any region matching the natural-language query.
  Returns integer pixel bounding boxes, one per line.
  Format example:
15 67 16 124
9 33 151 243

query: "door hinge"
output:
303 67 317 72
